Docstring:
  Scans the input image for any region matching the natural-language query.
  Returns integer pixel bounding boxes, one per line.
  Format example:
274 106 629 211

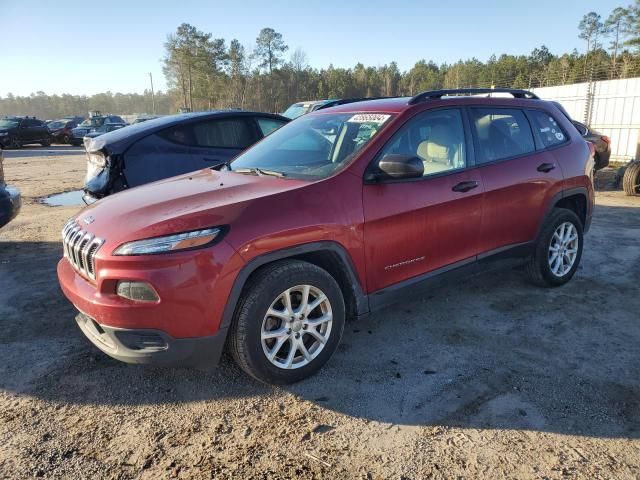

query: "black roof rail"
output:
408 88 539 105
314 96 399 111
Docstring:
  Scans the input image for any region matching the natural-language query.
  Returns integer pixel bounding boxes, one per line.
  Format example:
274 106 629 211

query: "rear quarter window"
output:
527 110 568 148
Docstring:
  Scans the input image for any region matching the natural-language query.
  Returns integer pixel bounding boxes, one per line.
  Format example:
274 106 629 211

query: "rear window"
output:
528 110 568 148
471 108 535 163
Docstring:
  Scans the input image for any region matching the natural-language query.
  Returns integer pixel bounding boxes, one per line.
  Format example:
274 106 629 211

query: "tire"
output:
526 208 584 287
62 134 70 144
229 259 345 385
41 138 51 147
623 160 640 196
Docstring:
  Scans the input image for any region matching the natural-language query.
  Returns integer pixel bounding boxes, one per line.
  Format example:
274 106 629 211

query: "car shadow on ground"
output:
1 203 639 439
3 145 84 159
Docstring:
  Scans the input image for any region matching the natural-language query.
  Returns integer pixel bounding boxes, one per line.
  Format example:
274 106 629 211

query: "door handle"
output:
537 162 556 173
452 181 479 193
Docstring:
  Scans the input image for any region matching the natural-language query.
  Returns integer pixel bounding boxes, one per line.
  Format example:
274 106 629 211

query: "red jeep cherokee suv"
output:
57 89 595 384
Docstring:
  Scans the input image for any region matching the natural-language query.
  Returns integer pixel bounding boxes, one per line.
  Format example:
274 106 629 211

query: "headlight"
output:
113 228 222 255
87 151 106 168
0 132 8 137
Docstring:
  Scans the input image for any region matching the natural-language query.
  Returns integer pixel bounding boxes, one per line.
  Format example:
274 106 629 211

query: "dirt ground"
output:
0 146 639 479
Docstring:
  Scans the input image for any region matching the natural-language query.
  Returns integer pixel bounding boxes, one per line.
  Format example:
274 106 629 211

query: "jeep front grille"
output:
62 219 104 280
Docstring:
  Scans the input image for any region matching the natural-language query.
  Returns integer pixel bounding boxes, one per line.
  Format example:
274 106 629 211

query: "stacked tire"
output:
623 160 640 196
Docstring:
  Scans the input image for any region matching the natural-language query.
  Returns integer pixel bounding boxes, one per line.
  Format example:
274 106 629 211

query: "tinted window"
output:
159 125 195 145
193 118 254 148
256 117 287 136
471 108 535 163
528 110 568 148
378 109 466 176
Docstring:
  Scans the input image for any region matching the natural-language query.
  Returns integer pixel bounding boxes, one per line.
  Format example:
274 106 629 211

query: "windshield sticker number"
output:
348 114 390 124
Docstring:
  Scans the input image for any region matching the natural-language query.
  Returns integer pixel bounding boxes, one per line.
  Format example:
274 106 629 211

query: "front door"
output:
363 108 483 293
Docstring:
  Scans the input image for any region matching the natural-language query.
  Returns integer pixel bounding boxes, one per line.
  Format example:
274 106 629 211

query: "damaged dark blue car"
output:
82 111 288 203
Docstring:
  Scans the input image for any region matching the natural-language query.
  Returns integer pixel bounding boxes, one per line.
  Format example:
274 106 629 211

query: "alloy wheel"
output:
548 222 579 277
260 285 333 369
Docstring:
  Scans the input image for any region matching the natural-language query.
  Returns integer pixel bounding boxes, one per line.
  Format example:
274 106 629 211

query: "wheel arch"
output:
538 187 590 238
219 241 369 332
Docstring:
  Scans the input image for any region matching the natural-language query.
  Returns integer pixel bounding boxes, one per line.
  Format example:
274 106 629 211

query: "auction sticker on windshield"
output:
348 114 391 124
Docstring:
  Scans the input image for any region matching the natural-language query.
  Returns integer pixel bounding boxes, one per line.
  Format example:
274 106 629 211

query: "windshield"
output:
79 117 104 128
0 119 19 129
230 112 393 180
282 103 311 119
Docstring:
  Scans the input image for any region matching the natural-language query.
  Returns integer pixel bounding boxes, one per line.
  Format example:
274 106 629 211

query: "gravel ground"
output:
0 147 639 479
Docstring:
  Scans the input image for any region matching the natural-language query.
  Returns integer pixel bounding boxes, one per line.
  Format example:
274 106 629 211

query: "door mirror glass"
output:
375 154 424 180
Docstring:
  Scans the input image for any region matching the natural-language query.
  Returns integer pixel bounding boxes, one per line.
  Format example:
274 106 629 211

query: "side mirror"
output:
572 121 589 137
367 154 424 182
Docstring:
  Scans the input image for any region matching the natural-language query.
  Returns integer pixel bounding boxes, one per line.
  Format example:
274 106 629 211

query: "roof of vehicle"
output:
313 89 550 115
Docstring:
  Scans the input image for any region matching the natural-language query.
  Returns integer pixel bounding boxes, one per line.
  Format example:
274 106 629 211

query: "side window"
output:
256 117 287 136
471 108 535 163
377 109 466 177
192 118 254 149
158 125 196 145
528 110 568 148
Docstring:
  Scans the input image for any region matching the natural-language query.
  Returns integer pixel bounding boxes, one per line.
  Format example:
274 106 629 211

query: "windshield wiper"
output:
233 167 286 178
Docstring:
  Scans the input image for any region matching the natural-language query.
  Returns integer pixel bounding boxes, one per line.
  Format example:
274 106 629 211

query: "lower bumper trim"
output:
75 312 227 368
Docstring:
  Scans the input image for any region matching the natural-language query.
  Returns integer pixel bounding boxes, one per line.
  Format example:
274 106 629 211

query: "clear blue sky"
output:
0 0 623 97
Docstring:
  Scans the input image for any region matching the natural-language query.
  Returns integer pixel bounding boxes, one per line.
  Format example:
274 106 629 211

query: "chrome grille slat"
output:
61 219 104 281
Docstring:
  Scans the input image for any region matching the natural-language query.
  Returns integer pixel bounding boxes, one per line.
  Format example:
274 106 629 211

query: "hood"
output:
76 168 307 252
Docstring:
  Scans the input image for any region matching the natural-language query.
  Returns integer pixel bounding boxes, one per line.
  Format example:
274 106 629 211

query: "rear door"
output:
470 107 565 254
189 116 259 167
363 108 484 292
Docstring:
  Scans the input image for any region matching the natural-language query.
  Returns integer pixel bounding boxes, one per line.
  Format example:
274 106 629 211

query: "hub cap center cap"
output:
291 320 303 332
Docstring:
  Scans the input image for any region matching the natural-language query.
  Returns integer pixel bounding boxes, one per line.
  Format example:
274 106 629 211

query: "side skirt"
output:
367 242 533 313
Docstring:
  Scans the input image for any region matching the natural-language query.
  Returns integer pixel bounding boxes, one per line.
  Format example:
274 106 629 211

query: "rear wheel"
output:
229 260 345 384
526 208 583 287
623 160 640 196
41 138 51 147
62 134 70 144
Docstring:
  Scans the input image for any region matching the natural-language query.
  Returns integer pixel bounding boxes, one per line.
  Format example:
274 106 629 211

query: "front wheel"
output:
41 138 51 147
526 208 584 287
229 260 345 384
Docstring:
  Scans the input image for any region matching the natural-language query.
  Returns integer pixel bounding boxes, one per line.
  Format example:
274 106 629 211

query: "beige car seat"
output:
416 124 459 175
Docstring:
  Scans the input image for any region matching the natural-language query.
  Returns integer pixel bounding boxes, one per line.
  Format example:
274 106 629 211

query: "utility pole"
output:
149 72 156 114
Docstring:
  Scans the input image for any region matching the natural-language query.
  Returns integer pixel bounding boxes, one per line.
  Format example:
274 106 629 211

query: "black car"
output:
571 120 611 170
83 110 289 202
70 115 126 146
48 119 79 144
0 148 21 228
0 117 51 149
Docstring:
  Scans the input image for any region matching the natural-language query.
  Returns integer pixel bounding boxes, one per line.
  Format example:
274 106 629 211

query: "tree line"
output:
3 1 640 119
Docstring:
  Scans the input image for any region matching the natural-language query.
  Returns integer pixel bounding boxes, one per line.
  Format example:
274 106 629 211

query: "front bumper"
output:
0 185 21 227
75 312 226 367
